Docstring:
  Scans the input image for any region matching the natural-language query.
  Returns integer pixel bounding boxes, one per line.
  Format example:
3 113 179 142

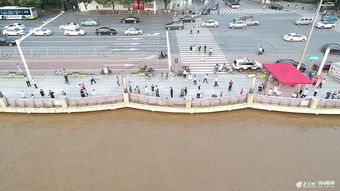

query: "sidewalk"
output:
0 73 339 99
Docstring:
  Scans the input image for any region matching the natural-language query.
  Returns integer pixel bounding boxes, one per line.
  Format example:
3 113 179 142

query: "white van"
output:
295 17 313 25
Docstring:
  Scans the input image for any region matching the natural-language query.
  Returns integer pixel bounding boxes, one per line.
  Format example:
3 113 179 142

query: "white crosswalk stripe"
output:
175 18 230 74
210 8 314 15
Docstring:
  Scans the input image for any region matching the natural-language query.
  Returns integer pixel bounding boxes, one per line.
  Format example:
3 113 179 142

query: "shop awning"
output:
262 63 313 85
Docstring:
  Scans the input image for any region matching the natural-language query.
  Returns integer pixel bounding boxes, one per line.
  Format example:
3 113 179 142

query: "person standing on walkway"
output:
136 86 140 94
128 81 132 93
198 80 201 90
209 48 212 56
204 45 207 53
116 76 120 86
190 45 192 52
203 74 208 83
80 89 85 97
64 75 69 85
313 87 319 96
300 88 308 98
170 86 174 98
40 89 45 97
24 77 31 87
145 85 149 95
214 76 218 87
48 90 55 98
90 74 97 85
193 75 197 86
317 79 325 88
61 90 67 97
184 87 187 96
198 45 201 52
20 90 26 99
190 27 193 34
151 84 155 95
155 86 160 97
92 89 96 96
197 26 200 34
17 63 22 73
228 80 233 92
31 78 38 89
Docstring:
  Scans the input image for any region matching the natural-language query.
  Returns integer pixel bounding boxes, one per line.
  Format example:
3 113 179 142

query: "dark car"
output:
95 27 116 35
120 16 140 24
321 43 340 55
312 61 332 71
212 3 219 10
165 21 184 30
275 59 306 72
0 36 16 46
179 16 195 23
201 8 211 15
269 4 283 10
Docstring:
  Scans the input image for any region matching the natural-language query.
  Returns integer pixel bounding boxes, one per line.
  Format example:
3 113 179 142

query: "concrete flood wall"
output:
0 93 340 114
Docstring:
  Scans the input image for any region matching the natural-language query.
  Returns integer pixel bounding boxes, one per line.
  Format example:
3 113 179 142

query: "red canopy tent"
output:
262 63 313 85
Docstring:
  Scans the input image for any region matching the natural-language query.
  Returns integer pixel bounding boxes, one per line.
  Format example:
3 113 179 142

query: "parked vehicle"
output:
95 27 116 35
212 3 219 10
321 13 338 22
229 20 247 29
232 58 262 71
165 21 184 30
120 16 139 23
124 27 143 35
59 23 79 30
4 23 25 30
3 28 25 36
30 28 52 36
0 36 16 46
312 61 332 71
244 18 259 26
179 15 195 23
321 1 335 7
190 11 201 18
275 59 306 72
283 33 306 42
201 8 211 15
315 21 336 29
269 4 283 10
64 28 86 36
202 20 219 27
233 15 253 22
226 0 240 8
295 17 313 25
80 18 98 26
321 43 340 55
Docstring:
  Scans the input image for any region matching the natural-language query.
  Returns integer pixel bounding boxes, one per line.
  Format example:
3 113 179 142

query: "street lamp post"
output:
16 11 65 82
297 0 323 70
317 45 340 75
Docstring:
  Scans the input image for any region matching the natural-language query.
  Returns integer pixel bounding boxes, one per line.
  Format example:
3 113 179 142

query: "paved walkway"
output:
0 73 339 100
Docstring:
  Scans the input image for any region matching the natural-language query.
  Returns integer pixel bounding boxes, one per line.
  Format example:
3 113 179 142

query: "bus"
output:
0 6 38 20
226 0 240 9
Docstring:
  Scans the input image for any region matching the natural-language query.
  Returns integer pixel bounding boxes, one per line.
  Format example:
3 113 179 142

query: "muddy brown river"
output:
0 109 339 191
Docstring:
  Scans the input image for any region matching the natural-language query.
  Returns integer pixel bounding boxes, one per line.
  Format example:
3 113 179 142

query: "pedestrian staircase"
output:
175 18 230 74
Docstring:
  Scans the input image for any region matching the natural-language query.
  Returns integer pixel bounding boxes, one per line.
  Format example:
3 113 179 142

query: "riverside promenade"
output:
0 72 340 115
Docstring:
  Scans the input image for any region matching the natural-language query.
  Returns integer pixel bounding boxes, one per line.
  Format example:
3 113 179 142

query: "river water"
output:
0 109 339 191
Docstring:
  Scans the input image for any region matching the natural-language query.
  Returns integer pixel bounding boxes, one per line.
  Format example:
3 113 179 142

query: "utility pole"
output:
297 0 323 70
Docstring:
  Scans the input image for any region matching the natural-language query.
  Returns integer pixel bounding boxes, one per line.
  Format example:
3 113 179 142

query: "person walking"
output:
24 77 31 87
198 80 201 90
203 74 208 83
31 94 35 99
145 85 149 95
155 86 160 97
204 45 207 53
136 86 140 94
257 84 263 94
228 80 233 92
90 74 97 85
214 76 218 87
170 86 174 98
61 90 67 97
317 79 325 88
80 89 86 97
198 45 201 52
190 27 193 34
190 45 193 51
20 90 26 99
184 87 187 96
31 78 38 89
197 26 200 34
128 81 132 93
48 90 55 98
116 76 120 86
17 63 22 73
193 75 197 85
313 87 319 96
209 48 212 56
64 75 69 85
151 84 155 95
40 89 45 97
300 88 308 98
92 89 96 96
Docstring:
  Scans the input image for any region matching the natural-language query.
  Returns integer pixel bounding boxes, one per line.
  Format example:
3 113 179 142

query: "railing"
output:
129 94 186 106
317 99 340 108
192 95 247 107
7 98 56 108
253 94 309 107
67 95 124 107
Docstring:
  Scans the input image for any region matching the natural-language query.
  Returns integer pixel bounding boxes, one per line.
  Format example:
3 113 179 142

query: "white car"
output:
315 21 336 29
4 23 25 30
232 58 262 71
283 33 307 42
229 20 247 29
64 29 86 36
59 23 79 30
124 28 143 35
202 20 219 27
3 28 25 36
30 28 52 36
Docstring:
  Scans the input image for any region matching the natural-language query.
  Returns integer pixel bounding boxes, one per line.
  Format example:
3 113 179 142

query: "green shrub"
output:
130 72 139 74
15 73 24 76
78 73 89 75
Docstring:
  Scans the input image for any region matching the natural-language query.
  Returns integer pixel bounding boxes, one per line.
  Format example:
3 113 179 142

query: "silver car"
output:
80 18 98 26
124 28 143 35
30 28 52 36
202 20 219 27
3 28 25 36
229 20 247 29
244 18 259 26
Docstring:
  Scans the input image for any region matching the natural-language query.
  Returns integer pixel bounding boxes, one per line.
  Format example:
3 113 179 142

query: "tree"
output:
70 0 92 10
163 0 171 9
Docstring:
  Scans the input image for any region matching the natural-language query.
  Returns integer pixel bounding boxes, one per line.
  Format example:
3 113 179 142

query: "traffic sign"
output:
308 56 320 61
